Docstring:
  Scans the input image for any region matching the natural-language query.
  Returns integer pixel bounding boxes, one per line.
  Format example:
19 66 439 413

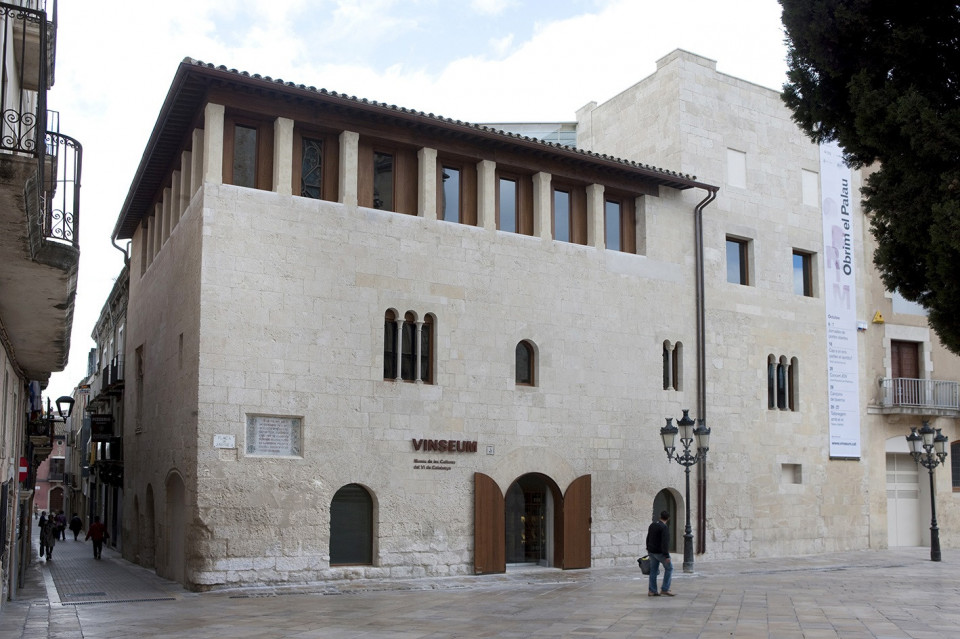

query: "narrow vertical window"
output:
605 200 621 251
383 310 398 380
516 341 534 386
951 441 960 491
441 167 461 223
793 250 813 296
726 237 749 285
420 316 433 383
499 178 517 233
400 312 416 381
788 357 799 411
767 355 776 409
373 152 394 211
233 124 257 188
301 137 323 199
554 189 571 243
777 359 787 410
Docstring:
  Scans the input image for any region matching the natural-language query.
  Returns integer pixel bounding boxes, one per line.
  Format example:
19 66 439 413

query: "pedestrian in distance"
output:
38 511 48 558
56 510 67 541
645 510 674 597
69 513 83 540
40 516 57 561
85 515 108 559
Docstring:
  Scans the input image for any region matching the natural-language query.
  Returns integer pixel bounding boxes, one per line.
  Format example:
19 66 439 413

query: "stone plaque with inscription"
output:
246 415 302 457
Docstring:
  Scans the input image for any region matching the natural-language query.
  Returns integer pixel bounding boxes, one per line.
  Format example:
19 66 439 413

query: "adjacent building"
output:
108 52 957 591
0 0 82 606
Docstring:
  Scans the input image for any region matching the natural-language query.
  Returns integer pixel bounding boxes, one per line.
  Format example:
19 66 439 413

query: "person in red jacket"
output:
85 515 109 559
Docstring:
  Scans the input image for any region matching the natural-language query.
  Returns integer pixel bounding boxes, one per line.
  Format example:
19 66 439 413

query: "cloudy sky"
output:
44 0 788 399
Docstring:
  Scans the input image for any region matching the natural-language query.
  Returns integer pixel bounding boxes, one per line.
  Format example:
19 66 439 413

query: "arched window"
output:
768 354 799 412
330 484 373 565
383 310 434 384
383 310 398 379
516 341 535 385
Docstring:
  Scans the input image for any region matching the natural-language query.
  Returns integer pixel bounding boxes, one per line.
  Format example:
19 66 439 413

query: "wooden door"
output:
891 340 921 404
474 473 505 574
561 474 591 569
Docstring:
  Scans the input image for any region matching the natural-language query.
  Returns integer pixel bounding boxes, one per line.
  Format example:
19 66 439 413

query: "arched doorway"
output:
653 488 679 553
330 484 374 565
505 473 560 566
474 472 591 573
163 473 186 584
48 487 64 514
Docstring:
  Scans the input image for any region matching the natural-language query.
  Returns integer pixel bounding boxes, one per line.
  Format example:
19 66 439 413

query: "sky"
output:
43 0 789 401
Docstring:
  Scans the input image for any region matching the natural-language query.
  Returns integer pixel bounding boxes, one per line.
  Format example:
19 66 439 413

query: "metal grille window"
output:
952 442 960 491
300 137 323 198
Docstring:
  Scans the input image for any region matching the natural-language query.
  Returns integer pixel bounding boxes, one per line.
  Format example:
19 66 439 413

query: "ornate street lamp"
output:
660 408 710 573
906 421 949 562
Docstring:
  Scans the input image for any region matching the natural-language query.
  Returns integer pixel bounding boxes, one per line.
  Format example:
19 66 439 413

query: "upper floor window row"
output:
223 115 643 253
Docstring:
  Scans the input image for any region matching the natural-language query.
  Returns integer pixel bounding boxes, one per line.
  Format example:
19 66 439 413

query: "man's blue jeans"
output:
648 552 672 593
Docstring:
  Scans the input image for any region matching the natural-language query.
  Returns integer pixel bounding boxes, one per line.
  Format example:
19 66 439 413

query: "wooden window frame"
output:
551 182 587 245
292 128 340 202
496 170 534 235
223 114 274 190
358 139 417 214
437 159 478 226
604 194 637 253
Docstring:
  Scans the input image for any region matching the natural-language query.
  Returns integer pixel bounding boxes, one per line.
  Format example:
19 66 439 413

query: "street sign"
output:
18 456 27 482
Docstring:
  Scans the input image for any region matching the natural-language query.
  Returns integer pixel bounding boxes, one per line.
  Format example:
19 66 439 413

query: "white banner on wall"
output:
821 140 861 459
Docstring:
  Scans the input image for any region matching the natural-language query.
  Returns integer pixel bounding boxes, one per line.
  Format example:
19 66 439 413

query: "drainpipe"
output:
112 238 130 264
694 187 717 556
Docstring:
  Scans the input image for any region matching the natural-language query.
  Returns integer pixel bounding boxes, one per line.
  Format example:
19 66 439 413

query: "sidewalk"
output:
3 525 958 638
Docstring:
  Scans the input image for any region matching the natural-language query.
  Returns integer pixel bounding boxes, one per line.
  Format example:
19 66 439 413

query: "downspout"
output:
112 237 130 264
694 187 717 556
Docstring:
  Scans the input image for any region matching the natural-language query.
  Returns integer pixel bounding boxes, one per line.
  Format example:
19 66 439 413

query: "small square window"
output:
726 237 749 285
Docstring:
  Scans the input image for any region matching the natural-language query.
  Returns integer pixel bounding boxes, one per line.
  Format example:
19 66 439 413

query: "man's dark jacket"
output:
645 519 670 556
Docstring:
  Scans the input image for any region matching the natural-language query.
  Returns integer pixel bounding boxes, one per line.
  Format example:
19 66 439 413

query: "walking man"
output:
85 515 108 559
645 510 673 596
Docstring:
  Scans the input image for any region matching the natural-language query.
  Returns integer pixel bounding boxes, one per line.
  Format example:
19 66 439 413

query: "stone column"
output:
418 147 437 220
273 117 294 195
339 130 359 207
202 103 224 186
190 129 204 198
477 160 496 230
587 183 605 249
533 172 552 240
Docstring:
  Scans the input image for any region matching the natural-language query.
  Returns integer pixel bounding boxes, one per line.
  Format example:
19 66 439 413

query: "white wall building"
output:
111 52 958 591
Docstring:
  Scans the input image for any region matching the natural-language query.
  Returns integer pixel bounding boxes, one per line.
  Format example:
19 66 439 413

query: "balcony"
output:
876 378 960 417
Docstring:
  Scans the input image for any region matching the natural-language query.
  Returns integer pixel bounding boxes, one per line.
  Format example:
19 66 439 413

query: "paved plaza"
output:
2 525 959 638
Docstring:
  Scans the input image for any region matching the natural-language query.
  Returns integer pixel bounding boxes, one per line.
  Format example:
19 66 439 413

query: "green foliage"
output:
780 1 960 354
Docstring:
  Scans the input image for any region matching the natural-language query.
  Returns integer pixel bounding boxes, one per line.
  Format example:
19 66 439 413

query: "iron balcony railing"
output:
0 1 54 154
879 378 960 411
43 127 81 245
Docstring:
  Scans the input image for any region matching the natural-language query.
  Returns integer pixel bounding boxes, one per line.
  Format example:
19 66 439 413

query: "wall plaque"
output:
246 415 302 457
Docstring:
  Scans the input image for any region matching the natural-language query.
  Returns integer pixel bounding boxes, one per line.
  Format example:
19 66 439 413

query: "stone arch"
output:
652 487 682 553
329 483 378 566
161 471 187 584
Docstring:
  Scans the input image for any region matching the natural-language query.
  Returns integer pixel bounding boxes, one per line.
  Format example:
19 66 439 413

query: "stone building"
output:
110 52 958 590
0 0 82 606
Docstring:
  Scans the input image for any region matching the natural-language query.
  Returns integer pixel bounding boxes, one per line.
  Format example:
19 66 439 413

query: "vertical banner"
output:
821 140 861 458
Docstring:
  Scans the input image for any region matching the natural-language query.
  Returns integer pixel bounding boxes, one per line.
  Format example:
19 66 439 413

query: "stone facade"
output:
114 53 959 591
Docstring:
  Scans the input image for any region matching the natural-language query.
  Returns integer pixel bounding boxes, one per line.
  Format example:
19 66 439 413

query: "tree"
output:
780 1 960 354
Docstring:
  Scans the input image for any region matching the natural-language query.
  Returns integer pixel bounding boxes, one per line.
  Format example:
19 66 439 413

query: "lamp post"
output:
660 409 710 573
906 421 948 562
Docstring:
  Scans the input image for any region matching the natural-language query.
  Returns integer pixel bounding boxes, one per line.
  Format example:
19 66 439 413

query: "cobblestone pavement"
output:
3 524 959 638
